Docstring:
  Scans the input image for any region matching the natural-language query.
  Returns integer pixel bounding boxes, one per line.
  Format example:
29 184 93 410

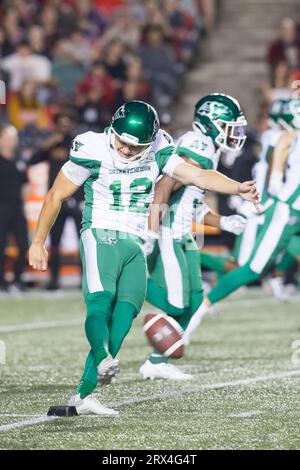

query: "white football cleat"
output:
97 356 120 385
268 277 289 302
68 393 118 416
140 360 193 381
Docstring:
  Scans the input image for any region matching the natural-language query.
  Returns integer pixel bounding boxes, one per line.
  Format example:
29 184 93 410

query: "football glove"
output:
220 214 247 235
142 230 159 256
268 171 284 197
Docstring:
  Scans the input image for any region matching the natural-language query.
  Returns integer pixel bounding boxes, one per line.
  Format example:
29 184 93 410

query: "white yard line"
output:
0 416 58 431
0 294 299 334
1 368 300 433
0 318 83 333
109 368 300 407
228 411 262 418
0 414 44 417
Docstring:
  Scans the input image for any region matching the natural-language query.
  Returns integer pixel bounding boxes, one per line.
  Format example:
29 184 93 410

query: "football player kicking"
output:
140 94 249 381
183 98 300 345
29 100 259 416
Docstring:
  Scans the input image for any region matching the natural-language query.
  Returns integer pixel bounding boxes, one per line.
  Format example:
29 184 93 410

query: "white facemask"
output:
109 128 153 165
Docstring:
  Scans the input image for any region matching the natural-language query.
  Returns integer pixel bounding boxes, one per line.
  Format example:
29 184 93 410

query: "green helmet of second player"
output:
193 93 247 152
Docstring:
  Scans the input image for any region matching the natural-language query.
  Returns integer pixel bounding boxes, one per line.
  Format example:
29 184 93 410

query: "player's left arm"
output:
172 162 260 207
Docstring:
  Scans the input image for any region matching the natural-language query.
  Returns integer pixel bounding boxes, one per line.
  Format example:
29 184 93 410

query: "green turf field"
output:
0 288 300 450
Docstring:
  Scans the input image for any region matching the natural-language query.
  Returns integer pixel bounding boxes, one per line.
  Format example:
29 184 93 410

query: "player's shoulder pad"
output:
70 131 103 160
176 130 215 158
152 129 175 153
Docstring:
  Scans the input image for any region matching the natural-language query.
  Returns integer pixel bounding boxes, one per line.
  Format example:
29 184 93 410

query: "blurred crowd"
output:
0 0 215 159
0 0 217 292
261 13 300 120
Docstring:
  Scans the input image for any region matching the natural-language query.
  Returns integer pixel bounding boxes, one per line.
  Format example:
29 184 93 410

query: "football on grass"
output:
143 313 184 358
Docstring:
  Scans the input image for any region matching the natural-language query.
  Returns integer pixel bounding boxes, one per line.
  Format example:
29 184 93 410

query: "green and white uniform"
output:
232 127 284 266
62 129 183 396
147 130 218 323
207 132 300 305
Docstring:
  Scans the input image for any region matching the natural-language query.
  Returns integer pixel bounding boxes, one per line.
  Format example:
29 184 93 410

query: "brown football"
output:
143 313 184 359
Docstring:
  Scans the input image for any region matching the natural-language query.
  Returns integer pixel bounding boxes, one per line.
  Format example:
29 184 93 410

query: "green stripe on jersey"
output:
70 155 102 174
154 145 176 173
79 160 102 231
176 146 213 169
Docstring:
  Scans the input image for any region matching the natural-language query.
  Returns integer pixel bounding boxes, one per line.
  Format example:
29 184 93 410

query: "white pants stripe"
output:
81 229 103 293
159 231 184 309
250 202 290 274
238 215 263 266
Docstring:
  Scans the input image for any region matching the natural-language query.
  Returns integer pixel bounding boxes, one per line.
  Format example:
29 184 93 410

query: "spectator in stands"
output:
27 25 48 57
62 29 94 69
1 41 52 92
76 88 111 133
267 18 300 79
38 4 60 55
77 61 117 110
75 0 106 40
8 79 50 131
28 113 83 290
163 0 200 64
139 25 182 112
0 27 15 58
261 61 292 105
125 57 150 102
0 125 28 293
51 39 86 100
101 8 141 51
114 79 147 109
1 8 24 54
102 39 128 83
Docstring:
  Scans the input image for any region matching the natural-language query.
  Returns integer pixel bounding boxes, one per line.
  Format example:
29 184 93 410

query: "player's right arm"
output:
29 171 80 271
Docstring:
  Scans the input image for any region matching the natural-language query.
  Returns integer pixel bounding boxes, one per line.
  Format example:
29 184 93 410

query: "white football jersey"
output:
253 128 284 200
277 131 300 211
161 130 217 238
62 129 183 239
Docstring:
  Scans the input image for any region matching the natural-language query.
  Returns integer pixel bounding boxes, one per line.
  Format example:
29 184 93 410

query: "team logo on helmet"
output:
112 105 126 122
197 101 231 120
193 93 247 152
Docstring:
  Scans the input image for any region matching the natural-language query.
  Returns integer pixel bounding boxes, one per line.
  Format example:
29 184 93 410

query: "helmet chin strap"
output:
109 128 151 164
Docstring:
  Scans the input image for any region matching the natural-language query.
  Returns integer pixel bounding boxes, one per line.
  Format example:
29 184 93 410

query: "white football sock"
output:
183 301 210 345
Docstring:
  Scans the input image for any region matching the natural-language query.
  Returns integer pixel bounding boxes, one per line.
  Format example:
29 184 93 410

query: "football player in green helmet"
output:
29 99 259 414
109 101 160 163
140 94 251 381
183 97 300 344
193 93 247 151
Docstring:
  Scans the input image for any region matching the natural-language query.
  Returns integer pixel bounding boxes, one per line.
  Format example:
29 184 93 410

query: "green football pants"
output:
208 201 300 304
77 228 147 398
146 233 203 329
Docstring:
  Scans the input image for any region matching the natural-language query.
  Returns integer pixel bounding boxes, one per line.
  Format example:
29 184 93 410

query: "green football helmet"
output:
110 100 159 162
193 93 247 151
276 98 300 131
111 100 159 145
